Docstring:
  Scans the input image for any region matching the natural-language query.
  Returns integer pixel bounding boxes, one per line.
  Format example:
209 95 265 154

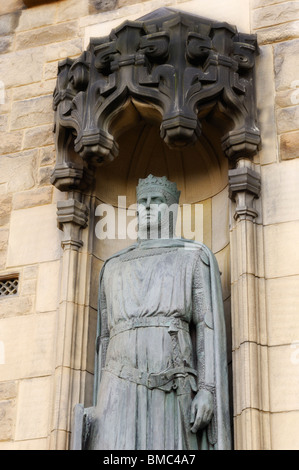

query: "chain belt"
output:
109 316 189 340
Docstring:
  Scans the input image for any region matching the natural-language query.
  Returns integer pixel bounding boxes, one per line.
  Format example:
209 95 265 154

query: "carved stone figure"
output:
74 174 231 450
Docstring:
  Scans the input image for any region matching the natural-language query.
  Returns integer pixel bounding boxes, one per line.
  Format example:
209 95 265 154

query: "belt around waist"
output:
109 316 189 340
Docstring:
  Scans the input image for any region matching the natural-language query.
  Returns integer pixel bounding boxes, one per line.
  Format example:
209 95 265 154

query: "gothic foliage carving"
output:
52 7 261 192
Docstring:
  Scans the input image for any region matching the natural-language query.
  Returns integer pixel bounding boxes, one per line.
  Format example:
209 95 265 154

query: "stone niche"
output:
50 7 260 448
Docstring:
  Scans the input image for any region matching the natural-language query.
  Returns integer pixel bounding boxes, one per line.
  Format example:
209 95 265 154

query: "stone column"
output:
50 191 90 449
229 159 270 449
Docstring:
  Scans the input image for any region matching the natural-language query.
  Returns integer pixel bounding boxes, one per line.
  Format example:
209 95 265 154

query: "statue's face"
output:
137 190 168 235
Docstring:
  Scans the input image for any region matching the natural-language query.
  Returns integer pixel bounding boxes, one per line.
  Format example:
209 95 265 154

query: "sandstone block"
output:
0 131 23 155
0 0 24 16
256 20 299 45
39 146 55 166
15 376 52 440
23 124 54 150
0 12 21 36
0 150 37 193
0 399 16 441
16 3 56 32
43 61 59 81
0 35 14 54
276 105 299 134
252 1 299 29
15 21 78 50
0 295 33 318
12 80 56 102
261 159 299 224
264 220 299 278
280 131 299 160
274 39 299 91
7 204 62 267
56 0 89 21
0 195 12 226
10 95 53 130
269 344 299 412
0 313 56 381
23 265 38 280
45 38 83 62
12 187 53 210
0 115 8 132
36 261 60 313
0 48 45 89
271 411 299 450
38 166 53 186
266 276 299 346
0 381 17 401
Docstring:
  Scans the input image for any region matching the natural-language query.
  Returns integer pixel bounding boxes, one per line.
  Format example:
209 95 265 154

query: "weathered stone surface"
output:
0 381 17 401
252 1 299 29
12 80 56 101
255 20 299 45
212 186 229 253
261 159 299 225
269 344 299 412
15 376 52 440
0 35 14 54
23 124 54 150
17 3 56 31
0 195 12 226
280 131 299 160
0 12 21 36
12 187 53 210
266 276 299 346
0 399 16 441
0 0 24 16
255 45 278 165
7 204 62 267
0 313 55 381
43 61 59 81
276 105 299 134
0 115 8 132
0 131 23 155
0 295 33 319
15 21 78 50
0 150 37 193
38 166 53 186
89 0 118 13
23 265 38 280
264 220 299 278
274 39 299 91
36 261 60 313
45 38 83 62
39 146 55 166
56 0 89 21
10 95 53 130
271 411 299 450
0 48 45 89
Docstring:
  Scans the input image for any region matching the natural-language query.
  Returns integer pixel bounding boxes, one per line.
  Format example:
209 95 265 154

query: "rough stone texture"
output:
274 39 299 91
12 187 53 210
15 21 78 50
10 95 53 130
256 20 299 45
23 124 54 150
0 399 16 441
252 1 299 29
280 131 299 160
0 48 45 89
0 151 37 194
276 105 299 134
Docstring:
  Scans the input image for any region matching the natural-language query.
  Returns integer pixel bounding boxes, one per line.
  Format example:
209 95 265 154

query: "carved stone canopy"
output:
51 7 261 191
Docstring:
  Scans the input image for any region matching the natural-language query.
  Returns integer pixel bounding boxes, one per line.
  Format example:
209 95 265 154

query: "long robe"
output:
88 239 231 450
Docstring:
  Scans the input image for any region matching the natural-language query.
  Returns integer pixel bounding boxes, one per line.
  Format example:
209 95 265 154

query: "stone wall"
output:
0 0 298 450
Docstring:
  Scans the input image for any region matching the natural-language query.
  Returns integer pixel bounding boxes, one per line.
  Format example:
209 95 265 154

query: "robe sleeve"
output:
192 250 215 395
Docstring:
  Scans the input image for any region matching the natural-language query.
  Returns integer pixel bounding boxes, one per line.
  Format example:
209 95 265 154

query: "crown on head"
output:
136 174 181 203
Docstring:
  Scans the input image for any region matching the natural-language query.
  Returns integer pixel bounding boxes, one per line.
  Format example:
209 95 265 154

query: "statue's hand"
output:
190 389 214 433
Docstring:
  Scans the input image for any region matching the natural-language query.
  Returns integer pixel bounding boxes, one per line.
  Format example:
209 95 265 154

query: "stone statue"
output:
72 175 231 450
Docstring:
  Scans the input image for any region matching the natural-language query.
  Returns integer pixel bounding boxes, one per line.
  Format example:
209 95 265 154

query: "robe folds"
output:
88 239 231 450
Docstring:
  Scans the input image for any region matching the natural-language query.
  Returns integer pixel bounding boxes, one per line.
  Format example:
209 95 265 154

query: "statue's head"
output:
136 174 181 240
